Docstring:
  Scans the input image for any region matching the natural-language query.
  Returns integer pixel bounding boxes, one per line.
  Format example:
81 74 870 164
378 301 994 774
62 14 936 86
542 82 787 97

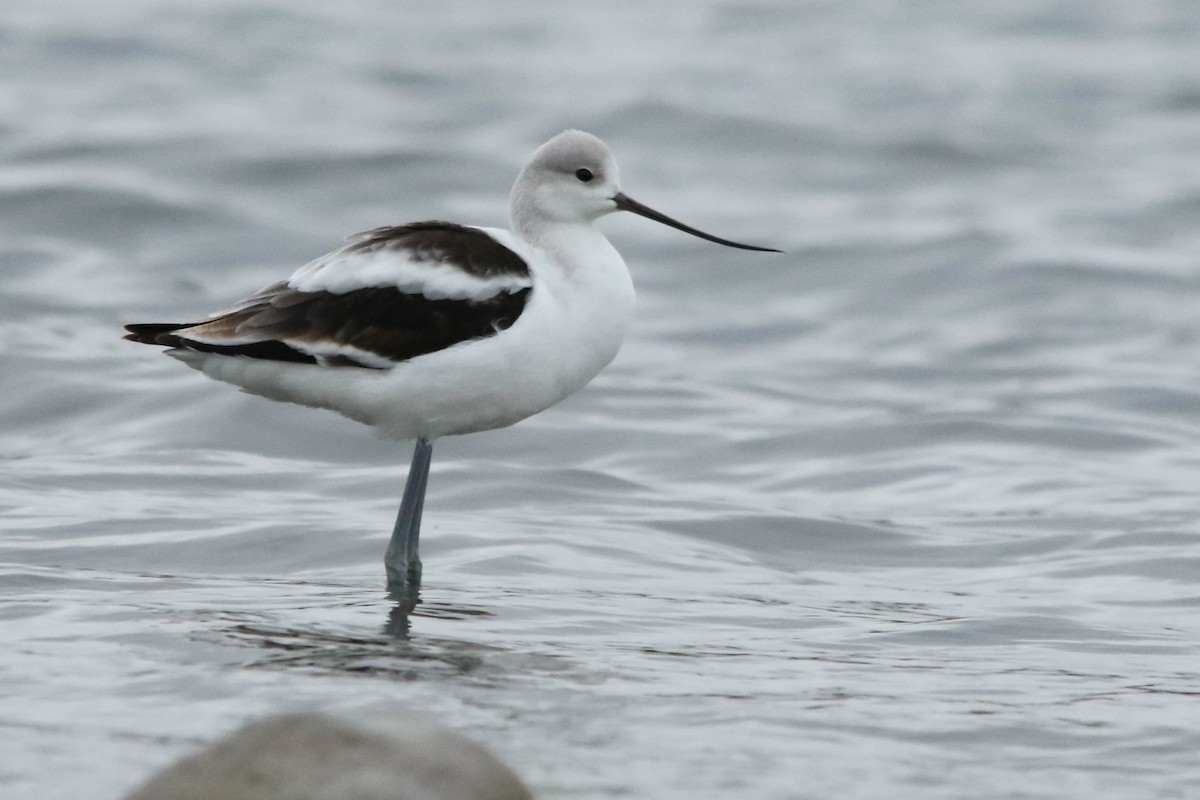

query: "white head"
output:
510 130 621 228
511 129 779 252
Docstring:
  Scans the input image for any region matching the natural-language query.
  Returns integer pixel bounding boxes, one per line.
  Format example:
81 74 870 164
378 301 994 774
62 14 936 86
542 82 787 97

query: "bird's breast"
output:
523 237 635 394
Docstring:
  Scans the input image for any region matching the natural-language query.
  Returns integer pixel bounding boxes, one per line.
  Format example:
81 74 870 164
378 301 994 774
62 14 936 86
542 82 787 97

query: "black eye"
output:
575 168 594 183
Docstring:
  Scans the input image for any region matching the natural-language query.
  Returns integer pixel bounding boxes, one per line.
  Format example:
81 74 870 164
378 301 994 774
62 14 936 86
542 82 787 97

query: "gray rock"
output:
125 710 531 800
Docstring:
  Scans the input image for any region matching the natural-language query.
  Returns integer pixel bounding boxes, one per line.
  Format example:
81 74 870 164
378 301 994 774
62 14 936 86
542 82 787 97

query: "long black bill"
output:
612 192 781 253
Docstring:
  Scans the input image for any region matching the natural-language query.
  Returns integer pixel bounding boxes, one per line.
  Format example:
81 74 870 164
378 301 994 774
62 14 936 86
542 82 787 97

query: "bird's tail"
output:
123 323 190 346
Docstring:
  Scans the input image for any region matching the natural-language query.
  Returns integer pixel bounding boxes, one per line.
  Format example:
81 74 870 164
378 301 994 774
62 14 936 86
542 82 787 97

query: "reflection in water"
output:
214 599 511 680
385 589 421 638
385 591 499 637
385 596 416 638
223 619 489 678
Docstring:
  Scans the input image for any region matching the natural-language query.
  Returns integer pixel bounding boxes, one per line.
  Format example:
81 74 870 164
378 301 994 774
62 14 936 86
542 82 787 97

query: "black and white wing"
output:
125 222 533 369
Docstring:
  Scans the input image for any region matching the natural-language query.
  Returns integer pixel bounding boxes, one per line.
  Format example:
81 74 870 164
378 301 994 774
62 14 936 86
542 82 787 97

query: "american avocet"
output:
125 130 778 596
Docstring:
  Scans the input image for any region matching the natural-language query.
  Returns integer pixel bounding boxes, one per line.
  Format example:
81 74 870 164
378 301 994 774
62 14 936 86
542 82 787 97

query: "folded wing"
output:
125 222 533 369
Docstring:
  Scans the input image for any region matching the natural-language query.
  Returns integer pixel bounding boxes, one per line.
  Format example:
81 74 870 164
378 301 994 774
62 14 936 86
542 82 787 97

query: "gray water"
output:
3 1 1199 798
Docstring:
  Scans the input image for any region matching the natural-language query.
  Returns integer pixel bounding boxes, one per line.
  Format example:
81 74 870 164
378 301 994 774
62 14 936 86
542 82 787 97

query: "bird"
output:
125 130 779 597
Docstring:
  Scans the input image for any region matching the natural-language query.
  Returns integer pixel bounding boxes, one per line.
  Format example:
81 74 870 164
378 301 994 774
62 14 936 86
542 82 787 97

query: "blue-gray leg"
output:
385 437 433 596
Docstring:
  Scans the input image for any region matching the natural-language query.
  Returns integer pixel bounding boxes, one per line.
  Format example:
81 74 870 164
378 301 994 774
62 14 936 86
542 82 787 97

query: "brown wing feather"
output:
124 221 533 368
125 284 531 368
341 221 530 279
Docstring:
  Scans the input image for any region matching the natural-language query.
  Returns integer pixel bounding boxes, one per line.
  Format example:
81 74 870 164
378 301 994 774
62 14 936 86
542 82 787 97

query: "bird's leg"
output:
385 437 434 596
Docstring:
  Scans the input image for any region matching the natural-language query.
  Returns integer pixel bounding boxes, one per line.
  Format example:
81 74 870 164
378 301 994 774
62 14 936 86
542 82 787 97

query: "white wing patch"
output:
288 226 532 301
290 340 398 369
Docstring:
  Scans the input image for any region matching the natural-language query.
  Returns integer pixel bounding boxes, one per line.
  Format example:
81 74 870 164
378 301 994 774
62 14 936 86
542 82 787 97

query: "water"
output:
3 1 1200 797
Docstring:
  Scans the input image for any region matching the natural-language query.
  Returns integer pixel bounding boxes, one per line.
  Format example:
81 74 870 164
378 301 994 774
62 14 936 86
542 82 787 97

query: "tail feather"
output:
124 322 323 365
123 322 191 346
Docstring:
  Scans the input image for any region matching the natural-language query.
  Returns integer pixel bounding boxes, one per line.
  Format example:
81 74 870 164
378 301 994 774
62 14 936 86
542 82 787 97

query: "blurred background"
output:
1 2 1198 798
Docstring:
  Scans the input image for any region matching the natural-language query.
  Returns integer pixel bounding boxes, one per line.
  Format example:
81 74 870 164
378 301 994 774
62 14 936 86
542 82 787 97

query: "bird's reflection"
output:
213 585 509 681
383 586 421 638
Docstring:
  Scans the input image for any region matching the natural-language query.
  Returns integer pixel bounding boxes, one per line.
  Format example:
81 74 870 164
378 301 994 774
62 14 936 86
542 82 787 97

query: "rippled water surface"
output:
3 2 1200 798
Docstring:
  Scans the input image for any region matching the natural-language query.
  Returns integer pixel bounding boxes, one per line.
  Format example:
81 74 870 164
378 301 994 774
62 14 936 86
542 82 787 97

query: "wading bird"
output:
125 130 779 596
